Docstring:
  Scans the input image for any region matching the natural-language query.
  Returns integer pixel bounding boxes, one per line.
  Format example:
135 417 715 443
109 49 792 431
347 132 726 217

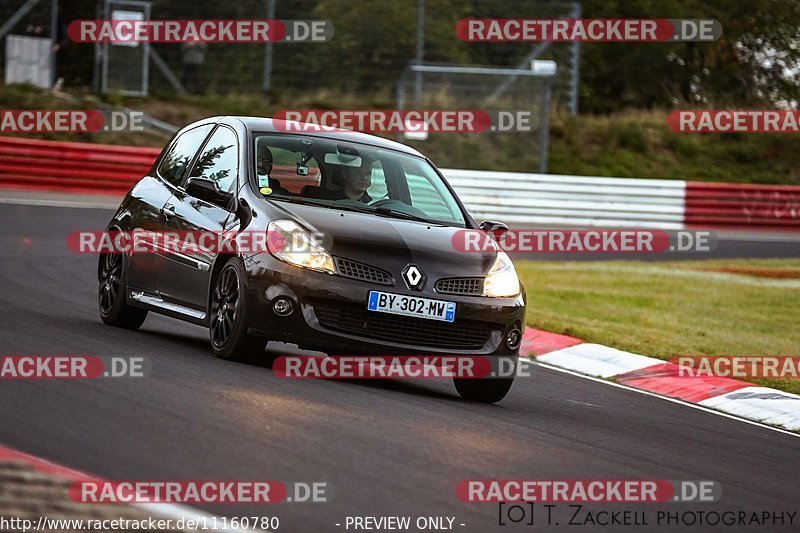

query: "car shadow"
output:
127 327 500 405
254 344 485 404
135 327 213 353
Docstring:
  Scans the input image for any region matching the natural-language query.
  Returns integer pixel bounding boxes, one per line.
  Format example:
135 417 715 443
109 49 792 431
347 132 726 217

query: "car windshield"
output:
252 134 467 227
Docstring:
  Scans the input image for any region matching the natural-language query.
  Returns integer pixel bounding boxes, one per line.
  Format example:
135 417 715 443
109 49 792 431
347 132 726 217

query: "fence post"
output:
568 2 581 115
262 0 276 93
414 0 425 107
538 79 552 173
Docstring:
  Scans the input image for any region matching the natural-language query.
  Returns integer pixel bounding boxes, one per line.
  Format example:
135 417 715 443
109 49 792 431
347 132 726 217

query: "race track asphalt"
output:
0 202 797 532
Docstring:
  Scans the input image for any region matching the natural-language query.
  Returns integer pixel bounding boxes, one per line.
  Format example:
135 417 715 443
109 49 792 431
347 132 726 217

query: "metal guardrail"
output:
0 136 159 193
685 182 800 229
442 168 687 229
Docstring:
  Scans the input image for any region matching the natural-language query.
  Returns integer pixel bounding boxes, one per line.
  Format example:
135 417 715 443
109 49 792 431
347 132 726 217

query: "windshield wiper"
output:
329 203 375 214
374 207 441 225
288 197 375 215
284 196 441 225
286 196 329 207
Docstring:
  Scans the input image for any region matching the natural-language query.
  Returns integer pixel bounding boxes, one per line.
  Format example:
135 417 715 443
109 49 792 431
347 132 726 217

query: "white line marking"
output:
715 231 800 243
531 262 800 289
519 357 800 439
563 398 604 408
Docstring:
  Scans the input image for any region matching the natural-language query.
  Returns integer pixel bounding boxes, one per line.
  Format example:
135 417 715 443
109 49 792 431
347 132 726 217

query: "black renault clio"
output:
99 117 526 402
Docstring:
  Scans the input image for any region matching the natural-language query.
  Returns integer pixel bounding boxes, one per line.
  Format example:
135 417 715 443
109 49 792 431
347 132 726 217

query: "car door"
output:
127 124 214 292
157 124 240 310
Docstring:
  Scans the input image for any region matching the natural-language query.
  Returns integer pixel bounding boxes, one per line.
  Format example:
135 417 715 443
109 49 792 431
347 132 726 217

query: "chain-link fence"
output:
397 63 555 171
2 0 580 108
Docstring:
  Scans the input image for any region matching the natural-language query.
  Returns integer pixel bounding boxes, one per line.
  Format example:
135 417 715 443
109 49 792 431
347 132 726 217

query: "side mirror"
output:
185 177 234 210
480 220 509 234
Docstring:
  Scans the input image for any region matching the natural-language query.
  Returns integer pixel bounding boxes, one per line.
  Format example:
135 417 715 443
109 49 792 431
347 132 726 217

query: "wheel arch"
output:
97 224 124 282
206 252 241 324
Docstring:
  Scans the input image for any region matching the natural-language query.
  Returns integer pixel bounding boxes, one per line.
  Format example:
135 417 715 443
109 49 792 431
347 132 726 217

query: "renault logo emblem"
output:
402 264 425 289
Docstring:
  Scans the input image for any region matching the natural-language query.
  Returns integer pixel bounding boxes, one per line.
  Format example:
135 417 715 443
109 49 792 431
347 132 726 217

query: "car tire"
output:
209 257 267 362
454 375 514 403
453 355 516 403
98 252 148 330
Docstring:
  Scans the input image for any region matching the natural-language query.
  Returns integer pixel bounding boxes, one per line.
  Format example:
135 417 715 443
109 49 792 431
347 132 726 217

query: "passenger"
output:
256 143 290 195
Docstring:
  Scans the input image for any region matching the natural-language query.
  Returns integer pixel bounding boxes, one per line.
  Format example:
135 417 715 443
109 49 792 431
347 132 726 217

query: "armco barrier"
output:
685 182 800 229
0 136 159 194
1 136 799 230
443 168 687 229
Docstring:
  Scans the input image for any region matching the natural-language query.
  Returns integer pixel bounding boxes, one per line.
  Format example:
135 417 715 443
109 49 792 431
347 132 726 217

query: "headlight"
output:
483 251 520 297
267 220 334 274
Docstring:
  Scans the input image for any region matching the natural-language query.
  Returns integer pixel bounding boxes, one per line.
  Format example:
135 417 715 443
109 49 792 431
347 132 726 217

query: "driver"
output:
256 142 289 195
333 160 372 202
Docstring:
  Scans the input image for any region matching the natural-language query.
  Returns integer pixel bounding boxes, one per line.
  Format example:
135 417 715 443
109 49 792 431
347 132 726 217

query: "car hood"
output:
272 202 498 280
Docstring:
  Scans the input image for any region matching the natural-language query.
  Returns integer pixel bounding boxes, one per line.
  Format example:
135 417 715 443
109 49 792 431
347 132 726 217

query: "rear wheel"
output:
209 257 267 362
98 252 147 329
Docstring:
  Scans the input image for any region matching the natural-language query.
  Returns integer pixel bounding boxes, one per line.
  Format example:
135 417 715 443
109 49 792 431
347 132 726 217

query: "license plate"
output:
367 291 456 323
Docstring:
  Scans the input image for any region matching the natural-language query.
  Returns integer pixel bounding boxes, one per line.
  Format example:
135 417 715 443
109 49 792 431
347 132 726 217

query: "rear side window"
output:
157 124 213 186
190 126 239 193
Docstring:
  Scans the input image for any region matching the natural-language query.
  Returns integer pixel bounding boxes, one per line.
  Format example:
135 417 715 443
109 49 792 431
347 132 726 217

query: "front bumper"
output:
242 255 526 356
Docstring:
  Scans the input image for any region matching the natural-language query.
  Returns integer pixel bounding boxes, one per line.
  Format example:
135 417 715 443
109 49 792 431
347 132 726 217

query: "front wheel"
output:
454 376 514 403
98 252 147 329
209 257 267 362
454 355 516 403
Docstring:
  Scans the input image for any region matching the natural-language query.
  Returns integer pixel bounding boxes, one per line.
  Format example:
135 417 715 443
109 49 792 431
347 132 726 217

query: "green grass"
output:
546 111 800 185
516 258 800 394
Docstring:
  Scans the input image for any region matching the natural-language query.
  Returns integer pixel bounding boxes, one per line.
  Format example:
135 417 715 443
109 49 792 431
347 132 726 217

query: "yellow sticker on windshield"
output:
260 187 273 195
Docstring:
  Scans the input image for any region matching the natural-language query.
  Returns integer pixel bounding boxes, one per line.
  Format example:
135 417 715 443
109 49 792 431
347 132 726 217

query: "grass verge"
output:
516 258 800 395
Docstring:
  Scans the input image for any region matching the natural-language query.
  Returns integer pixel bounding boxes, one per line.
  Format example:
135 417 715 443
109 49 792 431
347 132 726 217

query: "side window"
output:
157 125 213 186
190 127 239 193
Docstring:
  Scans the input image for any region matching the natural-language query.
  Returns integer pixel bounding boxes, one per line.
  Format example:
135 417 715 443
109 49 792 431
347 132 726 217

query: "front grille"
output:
313 301 493 350
334 257 392 285
435 277 484 296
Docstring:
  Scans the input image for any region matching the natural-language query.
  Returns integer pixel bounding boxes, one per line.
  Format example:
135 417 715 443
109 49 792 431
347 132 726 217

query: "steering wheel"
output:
368 198 399 208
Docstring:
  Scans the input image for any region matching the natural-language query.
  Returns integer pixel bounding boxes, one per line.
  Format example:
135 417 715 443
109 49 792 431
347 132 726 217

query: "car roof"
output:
202 116 426 158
